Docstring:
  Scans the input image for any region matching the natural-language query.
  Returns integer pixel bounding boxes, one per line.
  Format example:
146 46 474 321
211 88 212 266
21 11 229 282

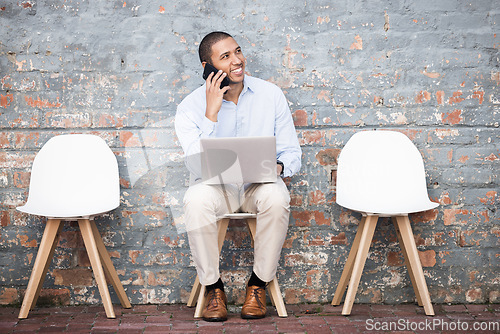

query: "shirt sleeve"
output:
273 87 302 178
175 91 218 178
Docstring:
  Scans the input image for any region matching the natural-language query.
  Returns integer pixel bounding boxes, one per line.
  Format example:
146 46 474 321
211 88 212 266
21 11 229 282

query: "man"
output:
175 31 301 321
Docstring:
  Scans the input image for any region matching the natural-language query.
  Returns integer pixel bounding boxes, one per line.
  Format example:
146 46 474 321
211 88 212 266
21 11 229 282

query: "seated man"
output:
175 31 301 321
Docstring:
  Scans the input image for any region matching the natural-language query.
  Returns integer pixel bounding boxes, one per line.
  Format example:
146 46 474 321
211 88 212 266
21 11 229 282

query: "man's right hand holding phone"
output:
205 69 230 122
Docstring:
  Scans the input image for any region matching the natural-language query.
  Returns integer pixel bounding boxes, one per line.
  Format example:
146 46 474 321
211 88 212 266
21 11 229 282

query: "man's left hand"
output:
277 163 283 176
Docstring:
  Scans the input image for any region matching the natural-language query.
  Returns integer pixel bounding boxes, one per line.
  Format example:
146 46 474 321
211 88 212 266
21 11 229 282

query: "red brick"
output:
0 133 9 149
282 231 300 249
53 268 93 286
0 288 18 305
17 234 38 247
441 109 463 125
418 249 436 267
44 112 91 128
0 152 35 168
13 132 42 149
411 209 438 224
316 148 341 166
290 193 303 206
329 232 347 245
387 250 404 266
448 91 465 104
0 93 13 108
25 95 62 108
478 190 497 205
415 90 431 103
309 189 326 205
0 211 10 227
443 209 470 225
292 210 330 227
285 288 322 303
436 90 445 104
35 288 71 306
13 171 30 188
298 130 325 145
292 109 307 126
466 288 483 302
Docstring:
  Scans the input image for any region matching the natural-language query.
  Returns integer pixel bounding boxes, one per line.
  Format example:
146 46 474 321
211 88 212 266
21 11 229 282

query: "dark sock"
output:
206 278 224 292
248 271 266 288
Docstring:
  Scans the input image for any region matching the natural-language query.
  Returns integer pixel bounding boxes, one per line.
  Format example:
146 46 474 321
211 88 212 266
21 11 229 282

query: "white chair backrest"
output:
17 134 120 218
336 130 438 216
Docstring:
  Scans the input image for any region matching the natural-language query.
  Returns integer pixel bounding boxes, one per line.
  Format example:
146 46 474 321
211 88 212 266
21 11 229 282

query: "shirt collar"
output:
222 76 254 103
242 76 255 94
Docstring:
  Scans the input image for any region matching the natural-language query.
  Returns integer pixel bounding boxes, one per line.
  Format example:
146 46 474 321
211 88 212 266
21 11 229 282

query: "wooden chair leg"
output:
187 275 201 307
246 218 257 242
391 217 423 307
332 216 366 305
89 220 131 309
267 278 287 317
217 219 230 253
268 284 276 307
394 216 434 316
18 219 62 319
78 219 115 318
189 218 230 316
194 285 206 318
342 214 378 315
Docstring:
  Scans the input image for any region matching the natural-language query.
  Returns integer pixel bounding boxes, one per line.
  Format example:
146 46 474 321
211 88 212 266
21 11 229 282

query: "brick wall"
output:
0 1 498 306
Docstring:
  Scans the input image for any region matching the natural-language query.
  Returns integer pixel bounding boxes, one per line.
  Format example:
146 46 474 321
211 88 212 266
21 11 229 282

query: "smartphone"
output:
202 63 230 90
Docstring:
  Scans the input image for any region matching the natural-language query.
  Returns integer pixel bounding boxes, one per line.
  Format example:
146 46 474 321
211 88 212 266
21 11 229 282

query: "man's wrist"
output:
205 110 218 122
277 160 284 176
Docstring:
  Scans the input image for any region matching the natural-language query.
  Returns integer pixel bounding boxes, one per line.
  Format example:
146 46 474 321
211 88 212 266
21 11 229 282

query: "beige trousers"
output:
184 178 290 286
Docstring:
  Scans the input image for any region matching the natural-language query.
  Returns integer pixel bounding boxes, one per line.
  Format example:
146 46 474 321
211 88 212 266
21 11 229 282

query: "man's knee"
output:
255 183 290 211
184 184 217 210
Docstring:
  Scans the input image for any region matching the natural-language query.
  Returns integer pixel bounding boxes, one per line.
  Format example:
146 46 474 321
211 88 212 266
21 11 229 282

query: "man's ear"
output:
201 62 207 68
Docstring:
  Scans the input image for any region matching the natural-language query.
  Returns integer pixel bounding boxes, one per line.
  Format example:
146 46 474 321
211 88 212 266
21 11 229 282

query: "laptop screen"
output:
200 136 277 184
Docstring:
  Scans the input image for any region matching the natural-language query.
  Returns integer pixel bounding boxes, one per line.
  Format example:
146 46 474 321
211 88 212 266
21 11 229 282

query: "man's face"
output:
208 37 246 85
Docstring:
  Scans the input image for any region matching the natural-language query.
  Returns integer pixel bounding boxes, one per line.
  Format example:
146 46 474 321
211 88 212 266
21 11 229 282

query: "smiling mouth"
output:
231 67 243 75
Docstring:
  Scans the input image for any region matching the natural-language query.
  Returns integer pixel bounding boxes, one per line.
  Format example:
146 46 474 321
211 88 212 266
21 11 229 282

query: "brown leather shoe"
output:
241 285 267 319
202 288 227 322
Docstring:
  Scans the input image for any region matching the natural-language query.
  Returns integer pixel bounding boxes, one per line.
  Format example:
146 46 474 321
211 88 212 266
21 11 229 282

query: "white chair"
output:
331 130 438 316
186 213 288 318
17 134 131 319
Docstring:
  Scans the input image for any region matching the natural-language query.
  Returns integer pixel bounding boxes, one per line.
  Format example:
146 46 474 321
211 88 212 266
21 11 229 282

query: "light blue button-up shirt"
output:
175 75 302 178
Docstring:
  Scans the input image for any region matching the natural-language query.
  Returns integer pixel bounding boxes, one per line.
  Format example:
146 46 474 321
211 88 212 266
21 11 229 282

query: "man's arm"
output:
204 70 230 122
274 88 302 177
175 70 229 158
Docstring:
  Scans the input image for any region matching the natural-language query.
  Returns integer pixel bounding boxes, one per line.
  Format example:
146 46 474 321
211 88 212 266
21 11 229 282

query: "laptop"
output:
200 136 277 184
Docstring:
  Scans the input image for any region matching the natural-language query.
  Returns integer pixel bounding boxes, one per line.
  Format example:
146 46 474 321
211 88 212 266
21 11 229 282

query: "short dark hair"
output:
198 31 233 63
